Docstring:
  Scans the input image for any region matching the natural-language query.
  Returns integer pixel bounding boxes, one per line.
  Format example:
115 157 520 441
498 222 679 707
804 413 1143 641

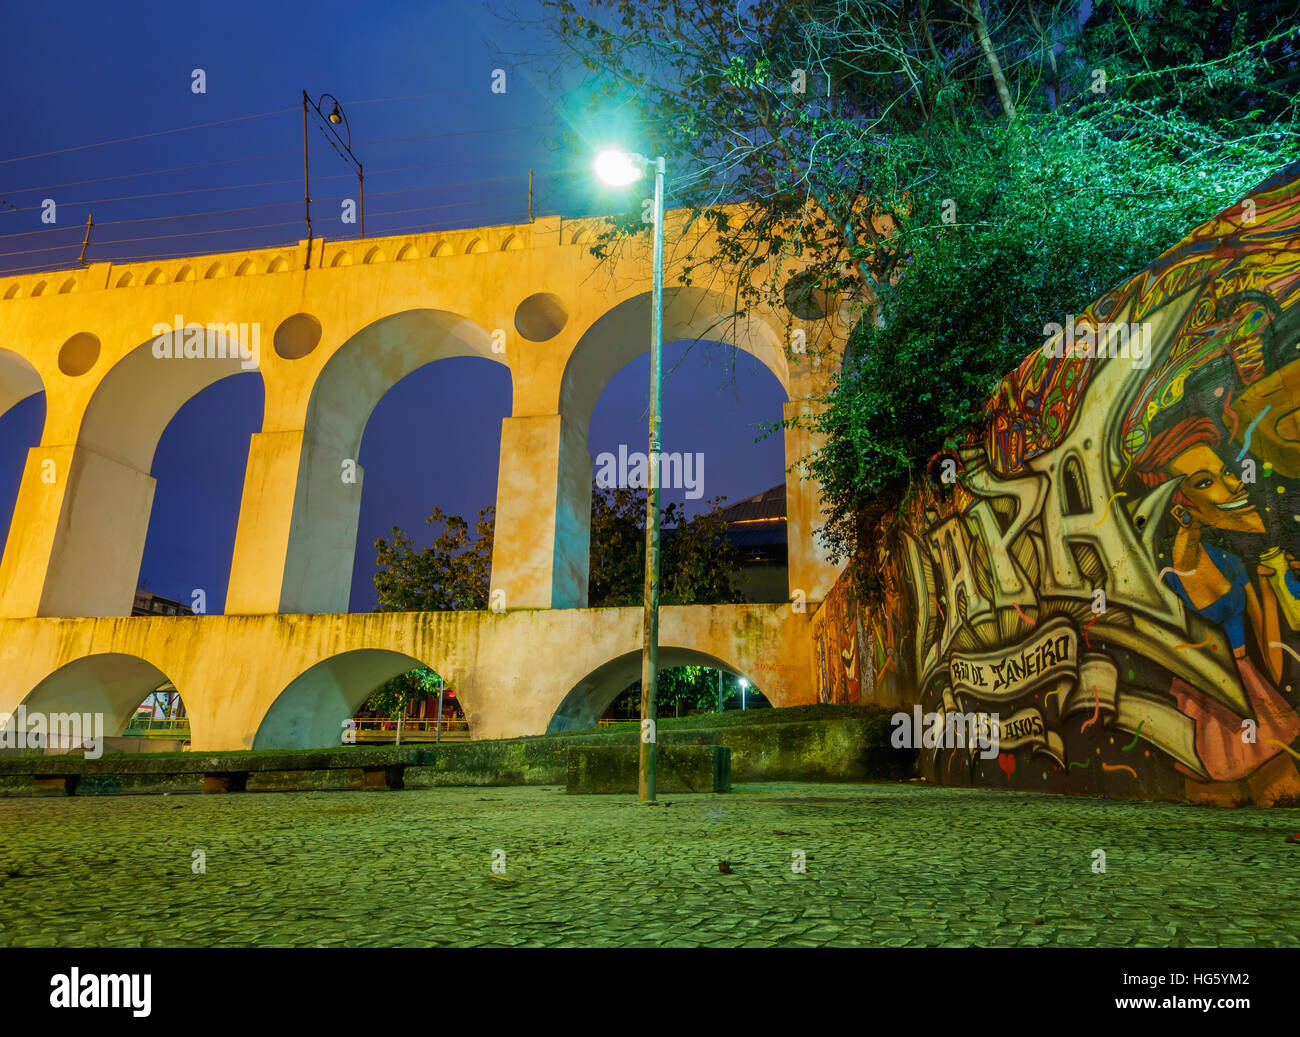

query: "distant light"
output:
594 149 643 187
739 678 749 689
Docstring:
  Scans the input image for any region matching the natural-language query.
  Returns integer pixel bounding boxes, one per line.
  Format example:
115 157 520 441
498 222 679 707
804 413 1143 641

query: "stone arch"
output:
235 259 257 276
278 309 509 614
36 328 264 617
267 255 289 273
546 646 753 732
396 243 419 260
3 283 20 300
430 241 449 257
0 349 44 423
20 652 183 743
535 289 790 607
253 648 442 750
144 268 163 285
501 234 523 251
31 280 47 297
465 237 487 254
205 262 227 279
115 271 135 288
561 287 789 435
175 265 196 282
0 350 47 558
58 277 78 294
363 246 386 265
331 250 353 267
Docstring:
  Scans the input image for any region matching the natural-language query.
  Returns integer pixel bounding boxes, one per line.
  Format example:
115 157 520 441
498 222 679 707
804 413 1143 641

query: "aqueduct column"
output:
0 443 154 618
224 429 314 614
489 412 591 609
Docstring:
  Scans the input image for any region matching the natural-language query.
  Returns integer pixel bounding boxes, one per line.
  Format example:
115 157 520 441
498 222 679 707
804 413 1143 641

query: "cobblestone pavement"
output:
1 782 1297 947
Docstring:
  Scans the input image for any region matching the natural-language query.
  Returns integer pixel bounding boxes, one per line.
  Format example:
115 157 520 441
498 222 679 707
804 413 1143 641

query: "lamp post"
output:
740 678 749 711
302 91 365 268
594 148 666 803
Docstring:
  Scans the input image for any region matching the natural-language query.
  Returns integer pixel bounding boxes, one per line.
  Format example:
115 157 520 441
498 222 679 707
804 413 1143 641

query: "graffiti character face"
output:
1166 444 1264 533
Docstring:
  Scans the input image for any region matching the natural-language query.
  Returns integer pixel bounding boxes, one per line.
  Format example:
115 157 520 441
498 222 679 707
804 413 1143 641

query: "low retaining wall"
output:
566 745 731 794
0 711 908 797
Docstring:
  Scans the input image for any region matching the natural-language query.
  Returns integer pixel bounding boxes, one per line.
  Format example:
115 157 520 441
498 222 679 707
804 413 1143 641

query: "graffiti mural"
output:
812 159 1300 805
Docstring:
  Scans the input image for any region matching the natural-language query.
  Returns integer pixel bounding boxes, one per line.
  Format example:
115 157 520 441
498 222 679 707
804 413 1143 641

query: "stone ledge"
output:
566 745 731 794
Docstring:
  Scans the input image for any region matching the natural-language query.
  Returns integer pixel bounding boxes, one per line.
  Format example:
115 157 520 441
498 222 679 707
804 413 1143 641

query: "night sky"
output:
0 0 786 612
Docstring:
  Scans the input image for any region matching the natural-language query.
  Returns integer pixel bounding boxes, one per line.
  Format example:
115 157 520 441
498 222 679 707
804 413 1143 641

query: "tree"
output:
364 667 443 725
588 486 745 606
372 505 494 612
511 0 1300 578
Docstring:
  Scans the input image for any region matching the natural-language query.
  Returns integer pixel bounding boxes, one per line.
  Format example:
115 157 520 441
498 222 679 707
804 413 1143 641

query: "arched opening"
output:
600 668 770 724
137 373 264 616
18 653 184 753
254 649 461 750
0 350 45 564
279 309 508 615
121 682 191 750
38 329 263 617
567 290 791 606
350 665 468 743
547 647 763 732
350 355 510 611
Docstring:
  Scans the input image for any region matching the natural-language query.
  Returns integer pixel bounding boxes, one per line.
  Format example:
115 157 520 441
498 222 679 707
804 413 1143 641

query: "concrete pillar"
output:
225 430 308 615
783 399 842 606
226 428 363 616
490 412 592 609
0 444 154 618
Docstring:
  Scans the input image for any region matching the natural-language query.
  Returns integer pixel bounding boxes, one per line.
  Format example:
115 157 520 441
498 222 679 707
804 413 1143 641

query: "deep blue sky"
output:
0 0 786 612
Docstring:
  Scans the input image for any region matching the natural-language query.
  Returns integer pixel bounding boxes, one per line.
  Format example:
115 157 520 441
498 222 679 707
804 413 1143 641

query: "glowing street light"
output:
740 678 749 711
594 146 667 803
594 148 645 187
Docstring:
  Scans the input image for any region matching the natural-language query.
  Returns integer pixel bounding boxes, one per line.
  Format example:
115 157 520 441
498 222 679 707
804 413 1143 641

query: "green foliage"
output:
606 666 761 715
807 103 1294 564
372 506 494 612
588 486 745 607
364 667 443 719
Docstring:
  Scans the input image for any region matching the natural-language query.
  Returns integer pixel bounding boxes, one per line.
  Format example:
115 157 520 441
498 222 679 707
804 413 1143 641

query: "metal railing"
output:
352 717 471 741
122 717 191 738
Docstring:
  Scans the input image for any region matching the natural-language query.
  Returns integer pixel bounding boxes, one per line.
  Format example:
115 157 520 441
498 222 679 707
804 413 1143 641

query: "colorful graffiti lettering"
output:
812 160 1300 806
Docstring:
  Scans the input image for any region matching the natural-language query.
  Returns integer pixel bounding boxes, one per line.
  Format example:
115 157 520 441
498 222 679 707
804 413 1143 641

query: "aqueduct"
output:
0 208 847 749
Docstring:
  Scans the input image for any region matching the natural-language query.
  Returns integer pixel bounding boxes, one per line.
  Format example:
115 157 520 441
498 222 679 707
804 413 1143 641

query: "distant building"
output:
718 484 788 603
131 589 194 617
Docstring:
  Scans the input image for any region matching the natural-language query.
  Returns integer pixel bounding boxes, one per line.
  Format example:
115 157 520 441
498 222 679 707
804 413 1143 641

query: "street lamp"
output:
595 147 666 803
740 678 749 711
302 90 366 268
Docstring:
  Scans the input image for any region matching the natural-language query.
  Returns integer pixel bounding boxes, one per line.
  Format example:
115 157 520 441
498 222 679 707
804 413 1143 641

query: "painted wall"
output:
813 159 1300 806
